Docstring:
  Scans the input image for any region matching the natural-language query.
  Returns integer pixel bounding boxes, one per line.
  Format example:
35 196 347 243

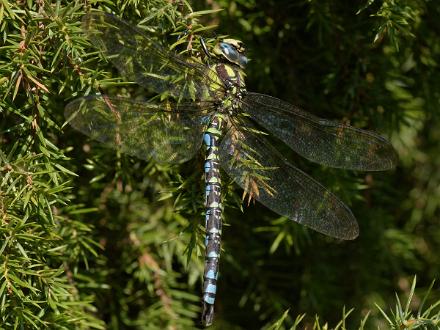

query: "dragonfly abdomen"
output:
202 113 224 326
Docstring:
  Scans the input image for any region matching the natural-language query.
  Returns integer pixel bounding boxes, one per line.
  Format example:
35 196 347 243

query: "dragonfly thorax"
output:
218 86 246 116
208 62 246 114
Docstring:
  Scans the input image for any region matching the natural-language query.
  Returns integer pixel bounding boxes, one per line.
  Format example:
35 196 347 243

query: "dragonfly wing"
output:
82 12 224 100
219 121 359 240
241 92 397 171
65 96 212 164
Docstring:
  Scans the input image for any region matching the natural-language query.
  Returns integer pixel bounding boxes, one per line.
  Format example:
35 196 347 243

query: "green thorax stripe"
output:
206 63 246 93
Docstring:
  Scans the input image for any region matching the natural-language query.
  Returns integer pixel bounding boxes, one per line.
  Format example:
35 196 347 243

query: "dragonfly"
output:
65 12 398 326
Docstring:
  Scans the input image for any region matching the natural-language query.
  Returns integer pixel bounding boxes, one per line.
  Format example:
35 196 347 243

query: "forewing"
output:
241 92 397 171
82 12 224 100
65 96 212 164
219 121 359 240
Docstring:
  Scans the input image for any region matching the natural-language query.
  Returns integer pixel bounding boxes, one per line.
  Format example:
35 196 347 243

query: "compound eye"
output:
238 55 248 67
220 43 240 62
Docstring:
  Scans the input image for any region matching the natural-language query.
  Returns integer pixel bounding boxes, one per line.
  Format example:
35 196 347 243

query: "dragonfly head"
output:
213 39 248 68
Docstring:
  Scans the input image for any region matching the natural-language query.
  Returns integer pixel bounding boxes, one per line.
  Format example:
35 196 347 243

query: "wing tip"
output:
343 227 360 240
332 221 359 240
365 147 398 171
316 209 360 240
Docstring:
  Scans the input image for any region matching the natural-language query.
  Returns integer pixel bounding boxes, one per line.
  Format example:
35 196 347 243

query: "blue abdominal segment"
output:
201 113 224 327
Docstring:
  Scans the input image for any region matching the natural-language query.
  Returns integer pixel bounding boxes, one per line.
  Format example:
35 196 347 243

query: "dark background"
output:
1 0 439 329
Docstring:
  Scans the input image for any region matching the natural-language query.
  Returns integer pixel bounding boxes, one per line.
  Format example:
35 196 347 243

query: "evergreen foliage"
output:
1 0 439 329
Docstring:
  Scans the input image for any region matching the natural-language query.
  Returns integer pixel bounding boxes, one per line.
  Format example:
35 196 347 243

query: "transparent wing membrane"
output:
82 12 224 100
219 120 359 240
241 92 397 171
65 13 396 239
65 96 212 164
